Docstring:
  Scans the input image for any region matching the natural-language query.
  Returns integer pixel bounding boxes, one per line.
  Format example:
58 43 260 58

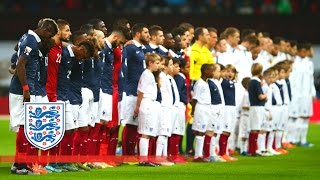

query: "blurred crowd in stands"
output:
0 0 319 15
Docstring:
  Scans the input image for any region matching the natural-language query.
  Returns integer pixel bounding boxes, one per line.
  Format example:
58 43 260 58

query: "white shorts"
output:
299 96 313 117
56 100 76 131
78 88 94 127
288 97 300 118
119 92 127 121
215 104 224 134
262 110 273 132
71 104 80 128
223 105 237 133
138 98 158 137
9 93 35 132
157 105 172 136
192 104 212 133
238 111 250 138
35 95 49 103
207 104 220 132
249 106 265 131
172 102 186 136
281 105 289 131
123 95 138 126
270 106 282 130
90 102 100 127
99 92 112 122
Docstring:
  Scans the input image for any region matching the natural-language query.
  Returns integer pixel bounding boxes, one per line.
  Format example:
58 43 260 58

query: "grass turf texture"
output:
0 120 319 179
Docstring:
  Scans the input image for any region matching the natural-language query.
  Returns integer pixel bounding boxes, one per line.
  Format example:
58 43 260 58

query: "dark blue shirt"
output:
100 44 113 95
221 78 236 106
124 43 146 96
82 58 95 88
35 54 48 96
208 79 222 105
156 87 162 103
68 59 83 105
91 52 104 102
57 46 75 101
10 31 41 95
248 78 265 106
174 73 187 105
144 44 167 56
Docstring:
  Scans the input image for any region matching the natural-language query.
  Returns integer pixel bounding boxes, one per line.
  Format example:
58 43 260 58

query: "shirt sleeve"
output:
18 36 37 61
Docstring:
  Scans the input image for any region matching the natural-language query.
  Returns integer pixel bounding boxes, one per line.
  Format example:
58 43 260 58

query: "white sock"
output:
210 136 216 157
215 134 220 153
139 137 149 161
227 133 236 151
260 133 266 152
240 139 246 153
194 136 204 159
301 119 309 144
275 131 283 149
162 136 168 157
257 134 262 152
267 132 275 150
156 136 166 156
296 118 303 143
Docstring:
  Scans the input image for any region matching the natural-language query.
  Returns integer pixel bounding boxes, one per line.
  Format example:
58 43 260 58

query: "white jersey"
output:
159 72 173 106
193 78 211 105
168 75 180 107
138 69 157 100
255 50 272 72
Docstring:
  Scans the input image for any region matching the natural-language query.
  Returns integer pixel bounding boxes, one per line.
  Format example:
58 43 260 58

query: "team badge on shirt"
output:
24 102 65 150
24 46 32 55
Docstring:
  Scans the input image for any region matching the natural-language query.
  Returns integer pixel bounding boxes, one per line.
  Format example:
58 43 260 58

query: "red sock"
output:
171 134 181 157
80 129 89 156
121 125 128 155
248 132 258 155
72 130 80 155
125 125 138 155
148 137 156 156
253 133 259 154
272 134 276 149
96 125 105 155
107 126 119 155
60 132 74 156
219 134 229 156
88 124 101 155
16 126 28 164
203 135 211 158
248 132 254 155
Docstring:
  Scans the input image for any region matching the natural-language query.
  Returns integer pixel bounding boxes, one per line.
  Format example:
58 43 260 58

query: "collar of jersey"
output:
28 30 41 42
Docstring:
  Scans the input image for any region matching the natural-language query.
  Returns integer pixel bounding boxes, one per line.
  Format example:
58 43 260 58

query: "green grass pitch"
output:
0 120 319 180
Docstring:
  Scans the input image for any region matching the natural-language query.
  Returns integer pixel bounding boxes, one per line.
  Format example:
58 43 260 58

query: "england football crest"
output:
24 102 65 151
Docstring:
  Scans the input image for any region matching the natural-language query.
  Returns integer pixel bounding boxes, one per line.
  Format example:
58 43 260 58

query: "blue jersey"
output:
91 52 104 102
208 79 222 105
82 58 95 88
221 78 236 106
57 46 75 101
10 30 41 95
100 44 114 95
248 78 265 106
144 44 167 56
124 42 146 96
35 54 48 96
68 58 83 105
174 73 187 105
